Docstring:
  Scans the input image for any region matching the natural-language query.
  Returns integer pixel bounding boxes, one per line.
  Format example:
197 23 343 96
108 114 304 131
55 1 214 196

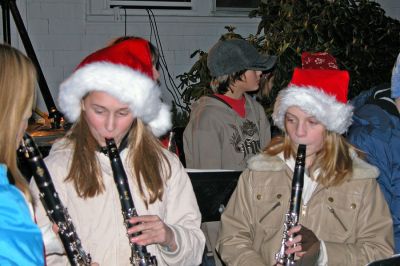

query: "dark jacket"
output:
348 85 400 253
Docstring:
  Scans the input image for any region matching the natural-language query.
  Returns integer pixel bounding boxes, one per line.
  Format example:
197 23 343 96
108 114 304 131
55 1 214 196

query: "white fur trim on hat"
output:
272 85 353 134
58 62 171 137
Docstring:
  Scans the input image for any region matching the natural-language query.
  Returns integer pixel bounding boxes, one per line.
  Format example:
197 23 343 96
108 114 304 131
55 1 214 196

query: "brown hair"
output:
264 131 358 187
210 69 247 94
0 44 36 198
65 115 171 207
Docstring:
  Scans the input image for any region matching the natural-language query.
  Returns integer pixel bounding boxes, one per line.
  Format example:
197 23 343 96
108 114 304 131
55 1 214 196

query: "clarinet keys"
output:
20 134 92 266
275 144 306 266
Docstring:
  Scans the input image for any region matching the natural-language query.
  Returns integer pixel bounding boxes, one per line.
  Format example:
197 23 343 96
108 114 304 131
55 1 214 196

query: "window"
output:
87 0 260 17
108 0 192 10
216 0 259 9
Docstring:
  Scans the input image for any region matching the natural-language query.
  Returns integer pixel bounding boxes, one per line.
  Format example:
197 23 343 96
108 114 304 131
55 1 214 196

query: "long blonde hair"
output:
265 131 357 187
65 115 171 207
0 44 36 198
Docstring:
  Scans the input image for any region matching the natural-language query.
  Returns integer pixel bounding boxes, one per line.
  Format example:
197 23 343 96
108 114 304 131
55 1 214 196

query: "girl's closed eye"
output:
285 115 297 124
308 119 320 125
94 107 106 114
117 110 130 116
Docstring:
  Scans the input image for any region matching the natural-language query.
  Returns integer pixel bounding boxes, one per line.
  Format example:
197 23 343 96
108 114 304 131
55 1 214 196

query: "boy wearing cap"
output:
183 39 277 170
348 53 400 253
217 60 393 265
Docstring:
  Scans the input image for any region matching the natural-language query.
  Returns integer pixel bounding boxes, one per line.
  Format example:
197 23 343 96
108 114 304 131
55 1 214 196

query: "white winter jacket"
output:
30 138 205 266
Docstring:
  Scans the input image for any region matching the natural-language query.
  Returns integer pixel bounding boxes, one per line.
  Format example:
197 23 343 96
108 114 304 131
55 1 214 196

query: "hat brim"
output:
58 62 172 137
249 55 277 72
272 85 353 134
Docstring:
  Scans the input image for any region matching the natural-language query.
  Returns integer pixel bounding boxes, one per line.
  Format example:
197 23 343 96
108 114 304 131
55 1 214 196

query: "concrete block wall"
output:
1 0 399 116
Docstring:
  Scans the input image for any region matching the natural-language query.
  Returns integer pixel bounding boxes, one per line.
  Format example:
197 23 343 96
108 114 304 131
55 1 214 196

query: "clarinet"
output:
105 138 157 266
20 134 91 266
275 144 306 266
166 131 177 154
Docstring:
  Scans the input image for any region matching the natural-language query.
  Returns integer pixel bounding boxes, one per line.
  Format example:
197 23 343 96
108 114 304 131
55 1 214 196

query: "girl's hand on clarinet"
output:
52 224 59 233
285 225 319 257
127 215 177 252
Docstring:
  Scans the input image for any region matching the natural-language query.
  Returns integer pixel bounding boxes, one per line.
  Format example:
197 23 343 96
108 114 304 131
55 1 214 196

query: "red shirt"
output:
215 94 246 118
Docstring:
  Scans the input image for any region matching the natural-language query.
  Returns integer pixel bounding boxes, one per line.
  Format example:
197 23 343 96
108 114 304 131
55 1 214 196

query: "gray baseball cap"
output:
207 39 277 77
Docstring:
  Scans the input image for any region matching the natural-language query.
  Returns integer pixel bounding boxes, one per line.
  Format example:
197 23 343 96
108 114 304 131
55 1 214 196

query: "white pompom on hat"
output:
58 39 171 137
273 67 353 134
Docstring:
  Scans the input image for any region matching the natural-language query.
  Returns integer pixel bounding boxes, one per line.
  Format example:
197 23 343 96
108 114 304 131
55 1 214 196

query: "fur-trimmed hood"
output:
247 151 379 180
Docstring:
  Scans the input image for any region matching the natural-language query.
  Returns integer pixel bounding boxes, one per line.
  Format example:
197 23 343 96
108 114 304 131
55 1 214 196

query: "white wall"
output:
1 0 399 116
375 0 400 19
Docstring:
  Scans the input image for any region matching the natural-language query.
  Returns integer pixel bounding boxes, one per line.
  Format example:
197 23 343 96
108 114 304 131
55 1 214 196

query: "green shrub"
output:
175 0 400 122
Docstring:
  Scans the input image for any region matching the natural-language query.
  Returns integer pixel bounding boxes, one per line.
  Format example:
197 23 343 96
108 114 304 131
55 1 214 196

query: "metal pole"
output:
1 0 11 43
7 0 63 128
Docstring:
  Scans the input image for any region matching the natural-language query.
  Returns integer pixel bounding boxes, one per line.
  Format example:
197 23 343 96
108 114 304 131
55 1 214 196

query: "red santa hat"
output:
301 51 339 70
58 39 171 137
273 53 353 134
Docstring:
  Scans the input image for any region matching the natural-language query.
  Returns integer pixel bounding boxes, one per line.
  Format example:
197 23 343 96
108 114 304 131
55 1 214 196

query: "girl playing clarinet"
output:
216 53 394 265
31 39 205 265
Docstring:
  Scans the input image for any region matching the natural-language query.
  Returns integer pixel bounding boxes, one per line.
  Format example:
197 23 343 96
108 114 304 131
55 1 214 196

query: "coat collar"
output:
247 151 379 180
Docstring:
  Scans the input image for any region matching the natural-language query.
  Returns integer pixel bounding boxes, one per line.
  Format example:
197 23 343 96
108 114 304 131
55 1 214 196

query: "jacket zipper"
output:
327 206 348 232
259 201 281 223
